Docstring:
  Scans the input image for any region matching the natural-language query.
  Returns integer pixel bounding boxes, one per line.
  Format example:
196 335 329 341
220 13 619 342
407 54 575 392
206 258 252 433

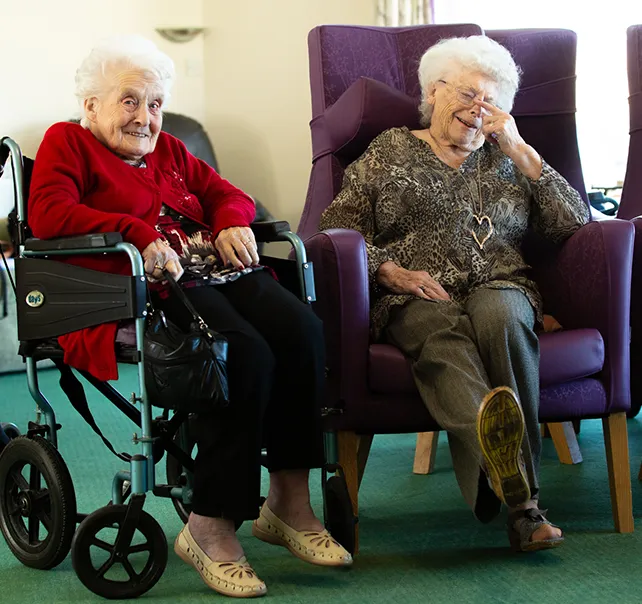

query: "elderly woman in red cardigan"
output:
28 35 351 598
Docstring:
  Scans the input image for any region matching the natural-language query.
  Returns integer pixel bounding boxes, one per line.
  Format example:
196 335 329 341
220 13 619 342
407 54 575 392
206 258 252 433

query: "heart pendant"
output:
471 214 494 250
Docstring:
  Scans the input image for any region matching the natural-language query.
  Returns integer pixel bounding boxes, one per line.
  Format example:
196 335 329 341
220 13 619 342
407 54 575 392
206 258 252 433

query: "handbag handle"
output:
162 270 212 336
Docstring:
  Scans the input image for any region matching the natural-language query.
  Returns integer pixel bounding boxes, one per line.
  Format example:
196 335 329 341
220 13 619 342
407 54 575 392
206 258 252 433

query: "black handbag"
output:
144 271 229 412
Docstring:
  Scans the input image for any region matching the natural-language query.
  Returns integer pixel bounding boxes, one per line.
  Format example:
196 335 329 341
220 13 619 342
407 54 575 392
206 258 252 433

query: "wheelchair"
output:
0 136 356 599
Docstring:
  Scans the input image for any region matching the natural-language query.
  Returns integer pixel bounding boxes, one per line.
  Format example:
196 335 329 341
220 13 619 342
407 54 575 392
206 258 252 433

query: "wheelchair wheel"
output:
0 435 77 569
324 475 356 555
71 504 167 600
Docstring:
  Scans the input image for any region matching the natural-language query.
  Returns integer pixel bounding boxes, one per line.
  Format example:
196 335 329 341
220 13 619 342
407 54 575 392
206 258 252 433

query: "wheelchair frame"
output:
0 136 355 599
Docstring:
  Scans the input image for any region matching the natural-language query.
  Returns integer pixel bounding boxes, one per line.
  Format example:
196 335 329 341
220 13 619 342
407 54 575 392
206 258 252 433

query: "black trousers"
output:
153 270 325 521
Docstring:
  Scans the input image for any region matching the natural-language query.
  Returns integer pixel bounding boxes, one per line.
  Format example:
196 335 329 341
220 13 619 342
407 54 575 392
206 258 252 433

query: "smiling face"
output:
426 70 499 153
84 66 164 162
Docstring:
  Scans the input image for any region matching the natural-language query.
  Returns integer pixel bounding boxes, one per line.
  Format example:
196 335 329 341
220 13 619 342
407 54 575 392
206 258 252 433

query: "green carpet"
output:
2 365 642 603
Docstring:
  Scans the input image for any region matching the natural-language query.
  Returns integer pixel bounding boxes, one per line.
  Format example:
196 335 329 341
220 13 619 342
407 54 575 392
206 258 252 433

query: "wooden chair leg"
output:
413 431 439 474
337 431 362 553
603 413 634 533
547 421 583 464
357 434 374 488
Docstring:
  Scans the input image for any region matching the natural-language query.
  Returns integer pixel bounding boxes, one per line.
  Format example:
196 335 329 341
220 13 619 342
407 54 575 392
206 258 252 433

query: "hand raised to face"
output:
474 99 543 180
475 99 526 158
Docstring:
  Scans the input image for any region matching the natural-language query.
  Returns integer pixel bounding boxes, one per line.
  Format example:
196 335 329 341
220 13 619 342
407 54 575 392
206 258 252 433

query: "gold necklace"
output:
424 130 494 250
459 153 494 250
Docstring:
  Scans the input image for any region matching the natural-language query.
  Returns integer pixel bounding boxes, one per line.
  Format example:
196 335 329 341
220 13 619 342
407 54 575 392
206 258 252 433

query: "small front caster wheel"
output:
71 504 167 599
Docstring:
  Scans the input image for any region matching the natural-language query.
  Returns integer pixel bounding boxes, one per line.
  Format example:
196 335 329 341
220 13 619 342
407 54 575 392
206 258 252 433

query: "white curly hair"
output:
75 35 175 128
418 35 521 127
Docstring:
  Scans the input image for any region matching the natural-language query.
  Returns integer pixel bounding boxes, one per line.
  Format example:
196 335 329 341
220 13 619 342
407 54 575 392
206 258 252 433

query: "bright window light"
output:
433 1 638 191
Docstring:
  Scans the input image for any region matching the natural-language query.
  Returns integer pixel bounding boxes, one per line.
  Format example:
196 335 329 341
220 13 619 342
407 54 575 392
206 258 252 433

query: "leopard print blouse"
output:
319 127 590 340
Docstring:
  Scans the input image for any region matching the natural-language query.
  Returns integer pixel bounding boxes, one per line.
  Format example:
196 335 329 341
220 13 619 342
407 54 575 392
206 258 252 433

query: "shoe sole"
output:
174 535 267 598
252 521 352 567
477 387 530 508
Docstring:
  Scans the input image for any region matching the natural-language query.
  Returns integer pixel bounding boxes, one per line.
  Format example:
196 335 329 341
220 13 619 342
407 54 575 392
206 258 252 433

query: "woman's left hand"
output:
214 226 259 270
475 99 542 180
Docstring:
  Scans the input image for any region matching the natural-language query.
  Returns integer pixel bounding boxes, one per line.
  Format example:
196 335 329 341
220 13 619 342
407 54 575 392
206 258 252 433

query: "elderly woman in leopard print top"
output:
320 35 589 553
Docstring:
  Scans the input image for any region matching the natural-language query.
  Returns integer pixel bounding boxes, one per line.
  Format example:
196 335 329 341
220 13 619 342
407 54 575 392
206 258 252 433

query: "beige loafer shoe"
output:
174 525 267 598
252 504 352 567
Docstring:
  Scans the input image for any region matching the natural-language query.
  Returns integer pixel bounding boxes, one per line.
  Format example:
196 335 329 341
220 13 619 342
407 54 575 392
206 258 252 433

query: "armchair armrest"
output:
24 232 123 252
304 228 371 409
537 219 634 413
629 220 642 318
250 221 291 243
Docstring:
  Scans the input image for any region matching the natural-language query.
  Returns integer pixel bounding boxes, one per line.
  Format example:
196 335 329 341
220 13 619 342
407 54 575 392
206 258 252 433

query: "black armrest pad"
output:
24 232 123 251
250 221 291 242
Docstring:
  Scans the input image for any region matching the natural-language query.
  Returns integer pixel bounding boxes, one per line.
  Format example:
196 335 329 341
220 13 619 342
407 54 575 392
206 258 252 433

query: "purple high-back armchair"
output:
619 25 642 221
615 25 642 418
299 23 483 241
301 25 634 549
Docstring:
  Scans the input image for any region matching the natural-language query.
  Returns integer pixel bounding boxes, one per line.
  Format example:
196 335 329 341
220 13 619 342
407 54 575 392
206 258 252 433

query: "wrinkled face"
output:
426 71 499 152
84 67 164 161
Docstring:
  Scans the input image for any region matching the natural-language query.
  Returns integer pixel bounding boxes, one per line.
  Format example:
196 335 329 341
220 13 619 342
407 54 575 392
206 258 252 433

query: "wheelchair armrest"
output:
24 232 123 252
252 221 315 303
250 221 291 243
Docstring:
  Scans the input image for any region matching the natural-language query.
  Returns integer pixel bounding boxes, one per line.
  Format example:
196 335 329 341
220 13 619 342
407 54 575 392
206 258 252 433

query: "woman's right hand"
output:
376 261 450 301
142 239 184 282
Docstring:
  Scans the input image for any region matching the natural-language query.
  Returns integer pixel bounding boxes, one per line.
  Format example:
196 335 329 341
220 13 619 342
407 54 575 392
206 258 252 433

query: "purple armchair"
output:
300 25 634 550
616 25 642 420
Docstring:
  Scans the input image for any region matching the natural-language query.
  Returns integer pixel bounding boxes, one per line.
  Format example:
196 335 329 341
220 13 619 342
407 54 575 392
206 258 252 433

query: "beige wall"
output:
1 0 376 234
0 0 206 158
202 0 376 232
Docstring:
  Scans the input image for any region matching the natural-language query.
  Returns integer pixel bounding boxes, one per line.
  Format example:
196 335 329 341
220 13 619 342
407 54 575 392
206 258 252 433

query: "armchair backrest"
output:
617 25 642 220
308 23 483 118
298 26 589 242
486 29 588 204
